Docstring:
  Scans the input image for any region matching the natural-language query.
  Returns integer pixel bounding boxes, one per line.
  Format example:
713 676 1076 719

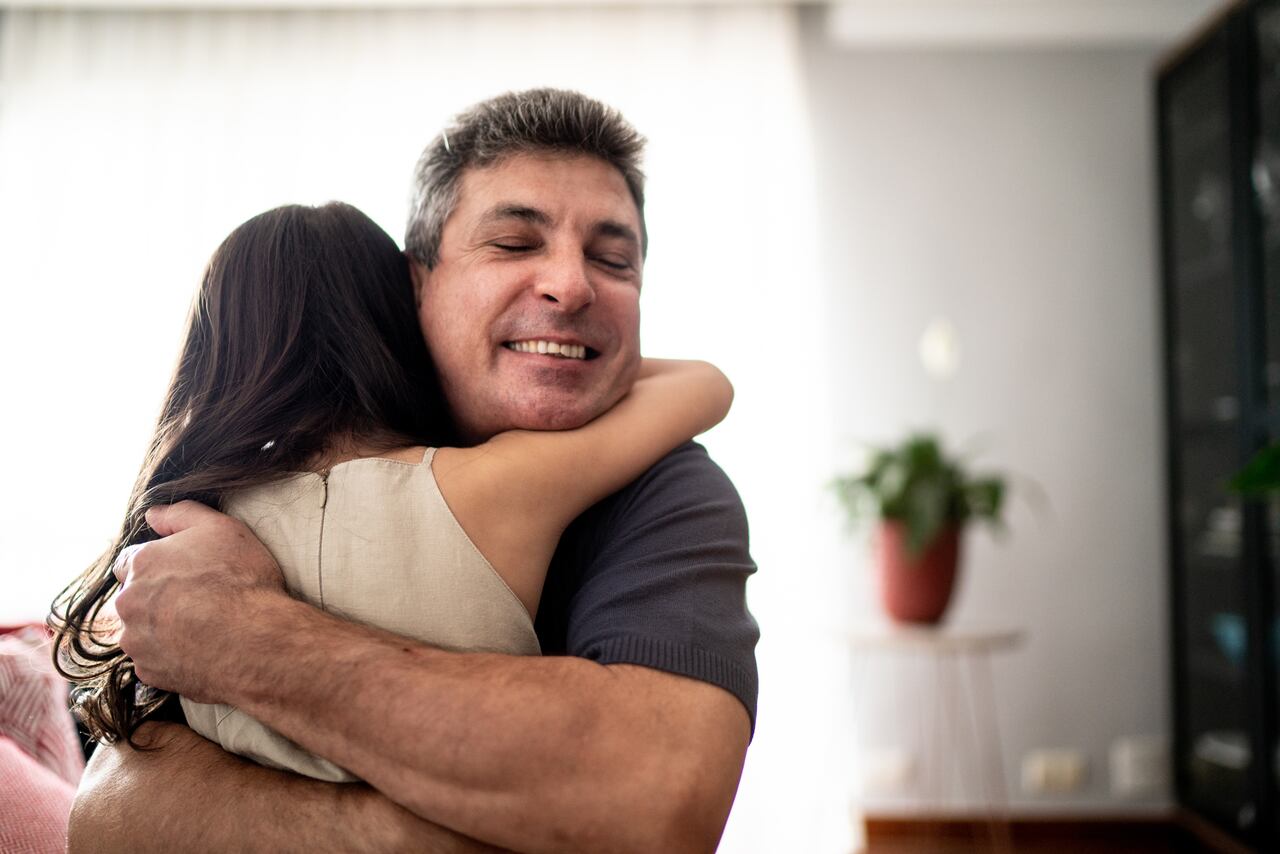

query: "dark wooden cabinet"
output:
1158 2 1280 849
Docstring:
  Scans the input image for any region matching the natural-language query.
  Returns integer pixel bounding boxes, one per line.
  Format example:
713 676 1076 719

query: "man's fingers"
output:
145 500 221 537
120 500 226 586
112 544 145 584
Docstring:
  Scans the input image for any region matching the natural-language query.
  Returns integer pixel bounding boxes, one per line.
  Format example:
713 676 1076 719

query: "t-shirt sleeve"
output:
538 442 760 731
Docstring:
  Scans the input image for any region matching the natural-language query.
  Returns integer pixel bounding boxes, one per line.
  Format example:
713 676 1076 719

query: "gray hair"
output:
405 88 647 268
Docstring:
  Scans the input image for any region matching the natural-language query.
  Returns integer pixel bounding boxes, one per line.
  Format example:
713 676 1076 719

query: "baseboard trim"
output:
864 811 1257 852
866 812 1173 841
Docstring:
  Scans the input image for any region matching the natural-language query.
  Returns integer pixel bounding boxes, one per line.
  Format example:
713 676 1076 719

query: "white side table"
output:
849 623 1025 853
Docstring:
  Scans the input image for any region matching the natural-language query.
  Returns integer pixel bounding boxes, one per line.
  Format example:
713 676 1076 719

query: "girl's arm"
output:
432 358 731 612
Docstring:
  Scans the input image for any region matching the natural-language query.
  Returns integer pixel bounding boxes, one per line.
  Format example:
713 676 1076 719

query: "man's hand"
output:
112 500 286 702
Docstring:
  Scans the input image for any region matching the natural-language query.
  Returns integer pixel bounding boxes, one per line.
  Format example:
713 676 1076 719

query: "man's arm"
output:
115 559 747 852
104 440 756 853
110 501 750 854
72 722 508 854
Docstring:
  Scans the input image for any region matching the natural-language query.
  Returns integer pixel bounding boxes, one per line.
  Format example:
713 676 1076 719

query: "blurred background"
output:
2 0 1269 851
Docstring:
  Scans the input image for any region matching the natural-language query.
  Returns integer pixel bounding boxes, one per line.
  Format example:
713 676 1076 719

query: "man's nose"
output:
534 253 595 313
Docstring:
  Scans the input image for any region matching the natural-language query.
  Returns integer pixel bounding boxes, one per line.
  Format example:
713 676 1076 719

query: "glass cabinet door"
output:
1163 34 1257 832
1257 4 1280 843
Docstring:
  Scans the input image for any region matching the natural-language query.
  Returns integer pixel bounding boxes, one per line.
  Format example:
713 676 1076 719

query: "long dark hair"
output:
50 202 450 745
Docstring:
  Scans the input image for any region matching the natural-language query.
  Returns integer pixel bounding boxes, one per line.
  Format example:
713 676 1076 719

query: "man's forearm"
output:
224 593 748 854
71 722 506 854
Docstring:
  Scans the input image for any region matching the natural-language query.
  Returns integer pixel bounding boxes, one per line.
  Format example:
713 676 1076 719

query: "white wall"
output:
801 11 1172 813
0 8 858 851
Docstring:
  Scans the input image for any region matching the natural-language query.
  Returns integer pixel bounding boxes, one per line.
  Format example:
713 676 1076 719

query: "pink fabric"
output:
0 736 77 854
0 624 85 853
0 626 85 785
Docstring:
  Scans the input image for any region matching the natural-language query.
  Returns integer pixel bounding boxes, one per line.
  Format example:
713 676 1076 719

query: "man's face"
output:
414 152 643 442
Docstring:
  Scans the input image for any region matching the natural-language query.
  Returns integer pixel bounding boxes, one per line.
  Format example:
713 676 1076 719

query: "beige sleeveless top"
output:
180 447 540 782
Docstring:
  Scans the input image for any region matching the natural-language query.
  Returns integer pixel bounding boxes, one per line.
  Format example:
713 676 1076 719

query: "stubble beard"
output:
450 366 635 442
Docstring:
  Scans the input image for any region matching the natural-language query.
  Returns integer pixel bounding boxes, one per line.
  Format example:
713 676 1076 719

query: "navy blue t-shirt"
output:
535 441 760 729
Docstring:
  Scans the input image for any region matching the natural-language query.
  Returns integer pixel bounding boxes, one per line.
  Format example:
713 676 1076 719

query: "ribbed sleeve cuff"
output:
584 635 758 736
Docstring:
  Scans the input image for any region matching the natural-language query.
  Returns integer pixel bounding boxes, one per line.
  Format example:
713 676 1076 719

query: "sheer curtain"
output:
0 7 855 850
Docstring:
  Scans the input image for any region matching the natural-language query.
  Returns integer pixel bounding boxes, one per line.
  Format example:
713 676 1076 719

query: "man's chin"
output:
510 406 602 433
455 400 608 442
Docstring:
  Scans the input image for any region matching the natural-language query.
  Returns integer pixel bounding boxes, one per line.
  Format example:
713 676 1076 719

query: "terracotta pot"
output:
875 521 962 624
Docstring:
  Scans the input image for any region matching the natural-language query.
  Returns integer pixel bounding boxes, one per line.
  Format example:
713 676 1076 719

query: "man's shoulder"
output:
602 441 745 520
550 439 751 585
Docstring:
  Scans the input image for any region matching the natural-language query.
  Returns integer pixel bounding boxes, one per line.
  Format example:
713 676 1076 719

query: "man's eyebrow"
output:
477 205 552 228
595 220 640 249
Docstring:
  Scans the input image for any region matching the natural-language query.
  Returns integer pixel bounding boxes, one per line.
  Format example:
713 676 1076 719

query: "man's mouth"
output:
503 339 598 360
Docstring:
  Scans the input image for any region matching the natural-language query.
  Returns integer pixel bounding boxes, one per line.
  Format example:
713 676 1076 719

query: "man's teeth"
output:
506 340 588 359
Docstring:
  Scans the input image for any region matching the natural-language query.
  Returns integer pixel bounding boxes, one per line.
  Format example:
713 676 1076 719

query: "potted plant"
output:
833 433 1007 624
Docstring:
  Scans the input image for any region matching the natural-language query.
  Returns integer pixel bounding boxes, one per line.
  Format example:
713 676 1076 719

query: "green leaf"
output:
962 478 1005 521
1232 443 1280 496
905 479 947 556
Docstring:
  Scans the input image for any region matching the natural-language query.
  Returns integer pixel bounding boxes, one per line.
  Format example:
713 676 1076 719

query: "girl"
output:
51 202 731 782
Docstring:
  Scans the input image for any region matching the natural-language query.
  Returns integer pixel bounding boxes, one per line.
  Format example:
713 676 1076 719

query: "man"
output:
76 89 758 853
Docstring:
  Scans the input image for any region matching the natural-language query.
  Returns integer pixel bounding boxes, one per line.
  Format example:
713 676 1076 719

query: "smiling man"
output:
72 90 758 853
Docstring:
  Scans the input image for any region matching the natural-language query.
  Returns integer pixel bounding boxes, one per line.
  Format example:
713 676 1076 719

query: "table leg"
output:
967 651 1014 853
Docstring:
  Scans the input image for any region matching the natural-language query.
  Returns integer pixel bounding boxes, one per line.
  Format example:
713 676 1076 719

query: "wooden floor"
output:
865 833 1216 854
863 817 1242 854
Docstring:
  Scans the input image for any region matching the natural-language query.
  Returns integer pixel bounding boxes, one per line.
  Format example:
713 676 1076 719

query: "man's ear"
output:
406 254 429 308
